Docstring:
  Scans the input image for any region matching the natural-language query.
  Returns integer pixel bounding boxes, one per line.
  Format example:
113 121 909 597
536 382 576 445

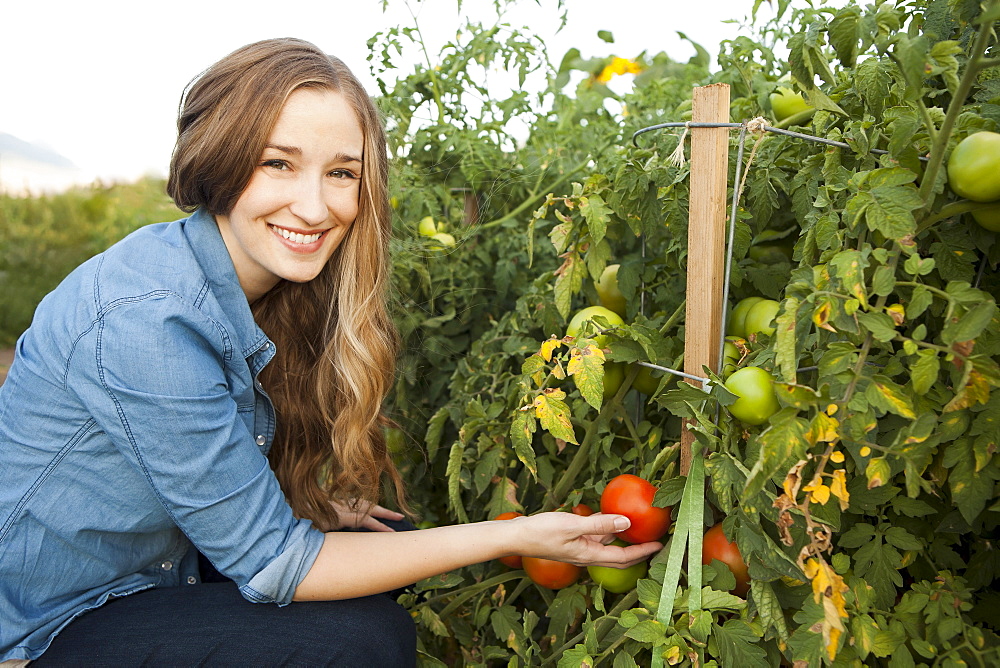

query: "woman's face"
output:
215 87 365 303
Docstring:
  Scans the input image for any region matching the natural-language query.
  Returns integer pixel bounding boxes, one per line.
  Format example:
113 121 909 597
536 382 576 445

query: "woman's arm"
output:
293 512 662 601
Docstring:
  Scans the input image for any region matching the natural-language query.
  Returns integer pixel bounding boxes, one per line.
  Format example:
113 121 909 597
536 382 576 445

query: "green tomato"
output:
769 87 812 121
972 205 1000 232
727 297 764 338
948 132 1000 202
632 364 664 396
743 299 780 338
588 559 648 594
724 366 780 426
566 306 625 348
595 264 627 317
429 232 456 249
602 362 625 400
721 339 740 378
418 216 437 236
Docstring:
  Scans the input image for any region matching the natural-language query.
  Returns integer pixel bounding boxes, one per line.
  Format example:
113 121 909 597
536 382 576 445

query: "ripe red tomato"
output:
494 512 523 569
702 523 750 596
522 557 581 590
570 503 595 516
723 366 780 426
600 474 672 544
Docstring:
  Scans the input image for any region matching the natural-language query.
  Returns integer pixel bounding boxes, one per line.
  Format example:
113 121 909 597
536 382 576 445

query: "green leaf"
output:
857 310 898 342
626 619 669 644
597 30 614 43
944 438 998 524
941 301 998 345
774 296 799 382
510 409 538 477
712 619 769 668
556 645 593 668
425 406 449 462
446 441 469 523
750 579 790 641
910 349 940 395
744 411 809 498
580 193 611 246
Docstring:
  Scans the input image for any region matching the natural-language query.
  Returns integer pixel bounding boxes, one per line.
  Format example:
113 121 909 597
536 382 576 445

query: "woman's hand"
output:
501 511 663 568
329 500 404 532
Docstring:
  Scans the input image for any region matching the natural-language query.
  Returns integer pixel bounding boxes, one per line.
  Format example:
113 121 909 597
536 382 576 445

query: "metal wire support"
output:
631 119 897 158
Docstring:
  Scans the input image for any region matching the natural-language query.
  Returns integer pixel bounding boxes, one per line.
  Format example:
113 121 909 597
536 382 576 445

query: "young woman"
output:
0 38 662 666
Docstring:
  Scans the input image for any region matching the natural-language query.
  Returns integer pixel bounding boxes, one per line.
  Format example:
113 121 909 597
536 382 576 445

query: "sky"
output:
0 0 771 186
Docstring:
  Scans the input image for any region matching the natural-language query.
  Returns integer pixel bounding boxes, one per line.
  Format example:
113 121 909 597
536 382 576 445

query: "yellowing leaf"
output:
830 450 845 464
886 303 905 326
567 344 607 410
540 336 564 362
830 469 850 511
803 557 849 661
866 457 891 489
812 296 838 332
807 413 841 445
870 377 916 419
943 369 990 412
532 389 578 444
803 476 831 504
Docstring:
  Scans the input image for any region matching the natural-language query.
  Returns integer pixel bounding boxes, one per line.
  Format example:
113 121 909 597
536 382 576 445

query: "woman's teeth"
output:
272 226 322 244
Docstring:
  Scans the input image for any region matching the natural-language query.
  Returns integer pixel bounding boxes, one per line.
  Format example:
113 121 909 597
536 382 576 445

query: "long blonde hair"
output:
167 38 405 530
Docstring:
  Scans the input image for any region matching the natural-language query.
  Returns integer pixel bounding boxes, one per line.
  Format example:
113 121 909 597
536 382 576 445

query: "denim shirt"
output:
0 209 326 661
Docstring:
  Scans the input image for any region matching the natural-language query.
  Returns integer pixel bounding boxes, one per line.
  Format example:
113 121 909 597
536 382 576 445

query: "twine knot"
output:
746 116 769 135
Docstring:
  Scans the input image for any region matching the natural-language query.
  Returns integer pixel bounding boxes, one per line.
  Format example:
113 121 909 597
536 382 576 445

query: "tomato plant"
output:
702 523 749 596
366 0 1000 664
600 474 672 544
522 556 581 590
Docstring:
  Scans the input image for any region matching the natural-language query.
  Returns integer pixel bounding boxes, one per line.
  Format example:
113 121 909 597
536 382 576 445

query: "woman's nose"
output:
288 177 328 226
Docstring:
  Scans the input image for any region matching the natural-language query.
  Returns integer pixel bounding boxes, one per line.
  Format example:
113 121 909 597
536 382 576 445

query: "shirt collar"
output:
184 208 271 358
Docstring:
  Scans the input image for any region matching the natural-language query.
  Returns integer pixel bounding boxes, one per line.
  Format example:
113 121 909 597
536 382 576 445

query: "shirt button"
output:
187 576 197 585
161 561 173 571
256 435 266 446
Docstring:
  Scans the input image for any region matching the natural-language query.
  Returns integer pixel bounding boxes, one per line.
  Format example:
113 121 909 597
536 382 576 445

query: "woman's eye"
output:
261 159 288 170
329 169 358 180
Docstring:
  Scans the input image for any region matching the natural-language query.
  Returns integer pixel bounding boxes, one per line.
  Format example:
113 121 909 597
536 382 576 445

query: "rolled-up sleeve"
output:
78 293 325 604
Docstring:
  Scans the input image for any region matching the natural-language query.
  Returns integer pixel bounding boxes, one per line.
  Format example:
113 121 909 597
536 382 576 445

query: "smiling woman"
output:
0 37 660 666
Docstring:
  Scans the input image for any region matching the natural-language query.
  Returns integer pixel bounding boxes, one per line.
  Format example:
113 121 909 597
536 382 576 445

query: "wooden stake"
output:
681 83 730 476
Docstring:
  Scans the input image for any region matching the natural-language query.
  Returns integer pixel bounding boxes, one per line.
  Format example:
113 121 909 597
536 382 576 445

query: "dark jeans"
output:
36 520 418 667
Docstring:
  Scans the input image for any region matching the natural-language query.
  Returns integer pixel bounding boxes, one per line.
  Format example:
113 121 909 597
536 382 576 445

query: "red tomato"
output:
494 512 523 569
522 557 581 590
600 474 672 544
570 503 595 516
702 523 750 595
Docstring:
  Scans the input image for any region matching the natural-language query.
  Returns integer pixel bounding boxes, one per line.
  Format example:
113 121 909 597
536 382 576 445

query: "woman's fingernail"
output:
613 516 631 531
